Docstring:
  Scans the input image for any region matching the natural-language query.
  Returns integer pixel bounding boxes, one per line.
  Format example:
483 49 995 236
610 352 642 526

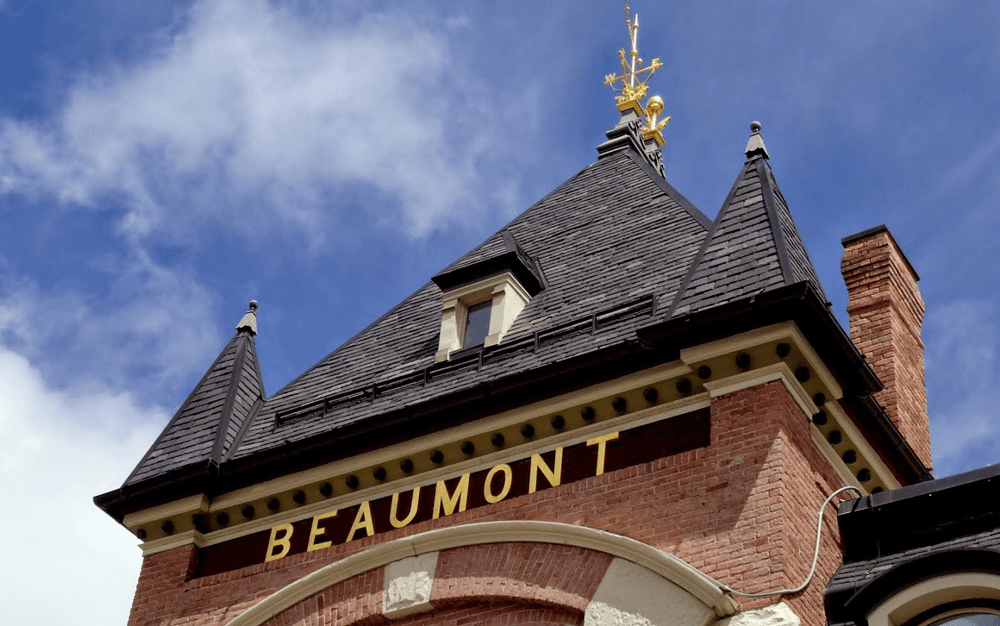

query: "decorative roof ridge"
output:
622 149 712 230
209 332 254 463
756 151 829 303
756 157 796 287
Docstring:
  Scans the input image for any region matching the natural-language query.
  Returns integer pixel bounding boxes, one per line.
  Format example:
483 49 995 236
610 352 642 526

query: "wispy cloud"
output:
0 0 516 243
925 298 1000 475
0 250 219 401
0 346 164 625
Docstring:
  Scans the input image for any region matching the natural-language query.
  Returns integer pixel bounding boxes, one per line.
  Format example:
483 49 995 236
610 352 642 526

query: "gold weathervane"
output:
604 2 670 138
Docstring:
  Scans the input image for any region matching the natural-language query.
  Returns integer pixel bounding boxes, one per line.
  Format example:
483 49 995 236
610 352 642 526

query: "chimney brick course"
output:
841 226 931 471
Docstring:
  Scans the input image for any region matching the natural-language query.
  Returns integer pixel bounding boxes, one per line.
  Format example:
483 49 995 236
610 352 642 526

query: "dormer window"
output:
432 230 546 362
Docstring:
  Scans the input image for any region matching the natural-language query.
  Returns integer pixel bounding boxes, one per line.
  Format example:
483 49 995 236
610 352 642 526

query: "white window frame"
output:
435 272 532 362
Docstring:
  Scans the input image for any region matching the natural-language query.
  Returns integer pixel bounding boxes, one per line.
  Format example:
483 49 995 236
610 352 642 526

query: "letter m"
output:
433 473 470 518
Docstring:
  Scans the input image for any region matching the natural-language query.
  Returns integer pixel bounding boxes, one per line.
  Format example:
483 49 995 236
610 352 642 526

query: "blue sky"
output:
1 1 998 623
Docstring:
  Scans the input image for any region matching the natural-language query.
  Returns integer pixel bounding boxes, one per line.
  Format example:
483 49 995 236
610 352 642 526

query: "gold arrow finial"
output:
603 1 663 105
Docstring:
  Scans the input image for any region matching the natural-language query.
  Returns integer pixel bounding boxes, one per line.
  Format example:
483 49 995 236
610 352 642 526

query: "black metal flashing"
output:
837 462 1000 562
758 157 796 287
431 230 545 295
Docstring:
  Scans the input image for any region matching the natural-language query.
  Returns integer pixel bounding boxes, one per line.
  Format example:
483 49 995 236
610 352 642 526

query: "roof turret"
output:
669 122 826 317
122 301 265 486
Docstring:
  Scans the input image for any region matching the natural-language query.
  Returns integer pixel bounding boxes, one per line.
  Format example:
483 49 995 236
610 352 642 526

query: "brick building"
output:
95 23 970 626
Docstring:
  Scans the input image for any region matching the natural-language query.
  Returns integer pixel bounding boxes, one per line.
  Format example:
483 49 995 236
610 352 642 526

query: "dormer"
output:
431 230 545 362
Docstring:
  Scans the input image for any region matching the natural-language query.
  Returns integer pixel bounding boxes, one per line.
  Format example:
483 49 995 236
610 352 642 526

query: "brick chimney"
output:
841 225 931 472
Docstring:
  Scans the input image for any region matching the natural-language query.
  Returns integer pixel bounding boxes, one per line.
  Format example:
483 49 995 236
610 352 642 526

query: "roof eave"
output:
95 336 666 521
94 459 218 523
638 282 929 485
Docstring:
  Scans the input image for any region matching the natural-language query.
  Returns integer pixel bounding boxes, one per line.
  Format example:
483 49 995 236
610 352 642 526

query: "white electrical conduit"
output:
712 485 864 599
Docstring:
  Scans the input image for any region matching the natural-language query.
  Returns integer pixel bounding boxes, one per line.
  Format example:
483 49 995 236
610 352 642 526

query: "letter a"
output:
346 501 375 542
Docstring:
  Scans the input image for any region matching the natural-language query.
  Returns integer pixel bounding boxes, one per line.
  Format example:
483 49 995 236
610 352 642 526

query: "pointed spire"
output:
123 302 266 486
236 300 258 336
668 124 825 318
744 121 770 160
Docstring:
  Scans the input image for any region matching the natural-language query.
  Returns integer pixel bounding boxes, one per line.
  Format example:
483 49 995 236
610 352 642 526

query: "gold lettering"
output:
307 509 338 552
529 447 563 493
389 486 421 528
346 501 375 542
433 473 470 518
587 432 620 476
484 464 513 504
265 523 294 562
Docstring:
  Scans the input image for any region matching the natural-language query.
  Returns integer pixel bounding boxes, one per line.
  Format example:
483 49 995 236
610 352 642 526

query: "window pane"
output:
464 301 492 347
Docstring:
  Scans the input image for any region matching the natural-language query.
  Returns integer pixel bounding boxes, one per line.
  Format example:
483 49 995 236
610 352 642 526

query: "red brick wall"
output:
127 381 844 626
842 228 931 471
431 543 611 611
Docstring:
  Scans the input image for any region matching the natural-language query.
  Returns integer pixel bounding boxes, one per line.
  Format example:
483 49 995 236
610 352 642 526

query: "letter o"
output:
484 463 513 504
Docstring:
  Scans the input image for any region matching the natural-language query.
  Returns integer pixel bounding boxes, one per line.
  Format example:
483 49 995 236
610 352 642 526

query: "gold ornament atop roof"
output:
603 2 663 105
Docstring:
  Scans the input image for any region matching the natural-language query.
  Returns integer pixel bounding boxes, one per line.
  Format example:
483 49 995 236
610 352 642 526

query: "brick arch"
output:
228 521 737 626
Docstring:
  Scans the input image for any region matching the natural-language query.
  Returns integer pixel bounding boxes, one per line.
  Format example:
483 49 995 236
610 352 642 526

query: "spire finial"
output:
745 120 770 159
604 2 663 106
236 300 258 336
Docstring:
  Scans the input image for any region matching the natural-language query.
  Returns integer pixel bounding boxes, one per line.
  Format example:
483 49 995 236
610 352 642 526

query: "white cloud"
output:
0 346 165 626
0 0 507 242
925 298 1000 476
0 250 219 400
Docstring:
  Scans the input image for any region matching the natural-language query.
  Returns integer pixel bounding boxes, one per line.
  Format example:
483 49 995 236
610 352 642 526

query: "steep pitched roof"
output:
669 125 826 318
228 140 711 461
125 311 264 485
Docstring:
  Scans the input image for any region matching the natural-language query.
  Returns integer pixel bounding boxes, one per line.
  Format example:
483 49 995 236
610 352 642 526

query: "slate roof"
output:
829 526 1000 591
125 322 264 485
118 121 831 491
669 137 826 317
231 142 712 461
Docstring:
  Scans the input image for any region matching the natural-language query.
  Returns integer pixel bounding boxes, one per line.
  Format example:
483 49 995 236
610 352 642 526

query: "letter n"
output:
529 447 563 493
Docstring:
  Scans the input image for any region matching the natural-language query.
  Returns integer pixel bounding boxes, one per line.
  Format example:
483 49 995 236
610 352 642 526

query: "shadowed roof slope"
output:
229 145 710 460
669 125 826 318
125 314 264 486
